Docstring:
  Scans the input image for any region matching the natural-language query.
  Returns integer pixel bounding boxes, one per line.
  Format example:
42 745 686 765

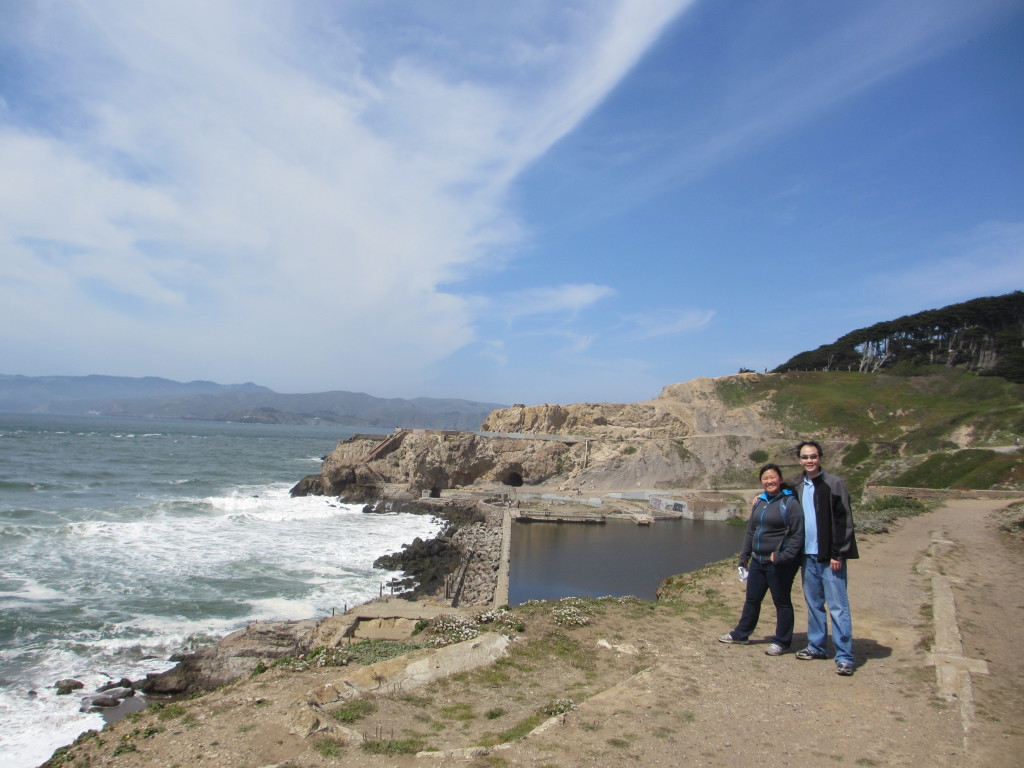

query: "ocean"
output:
0 414 444 768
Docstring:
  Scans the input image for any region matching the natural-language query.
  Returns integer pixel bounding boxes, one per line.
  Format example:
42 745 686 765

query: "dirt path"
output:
493 498 1024 768
47 498 1024 768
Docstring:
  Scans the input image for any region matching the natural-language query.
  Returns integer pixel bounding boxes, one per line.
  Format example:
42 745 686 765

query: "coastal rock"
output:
289 474 324 497
55 679 85 695
140 619 320 695
79 686 134 712
480 376 772 438
98 678 134 692
293 375 791 502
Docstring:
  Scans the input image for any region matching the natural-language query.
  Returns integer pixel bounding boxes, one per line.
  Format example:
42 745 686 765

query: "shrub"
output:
361 738 426 755
857 496 933 534
314 737 343 757
552 598 592 627
331 697 377 723
842 441 871 467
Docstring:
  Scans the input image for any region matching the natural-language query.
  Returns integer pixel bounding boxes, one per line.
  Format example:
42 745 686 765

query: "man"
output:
793 440 859 676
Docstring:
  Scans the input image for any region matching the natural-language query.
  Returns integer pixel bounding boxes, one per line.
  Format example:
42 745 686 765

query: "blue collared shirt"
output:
802 475 818 555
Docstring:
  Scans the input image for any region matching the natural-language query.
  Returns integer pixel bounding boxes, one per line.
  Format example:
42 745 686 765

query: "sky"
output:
1 0 1021 406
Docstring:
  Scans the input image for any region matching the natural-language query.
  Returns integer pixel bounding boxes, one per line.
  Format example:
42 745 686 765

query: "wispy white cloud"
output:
490 283 618 322
619 0 1020 197
621 308 715 339
0 0 692 392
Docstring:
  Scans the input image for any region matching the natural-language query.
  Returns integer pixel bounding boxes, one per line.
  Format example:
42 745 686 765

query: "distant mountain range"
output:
0 374 506 430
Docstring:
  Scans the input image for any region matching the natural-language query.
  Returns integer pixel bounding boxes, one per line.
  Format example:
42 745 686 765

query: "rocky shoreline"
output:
38 497 1024 768
53 495 506 718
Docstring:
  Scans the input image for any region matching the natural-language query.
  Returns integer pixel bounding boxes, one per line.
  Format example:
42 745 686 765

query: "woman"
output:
718 463 804 655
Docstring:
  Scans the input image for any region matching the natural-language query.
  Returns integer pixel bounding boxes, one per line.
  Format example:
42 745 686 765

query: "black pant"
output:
732 558 799 648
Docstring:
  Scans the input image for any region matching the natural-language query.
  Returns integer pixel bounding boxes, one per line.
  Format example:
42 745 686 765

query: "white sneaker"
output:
764 643 786 656
718 633 748 645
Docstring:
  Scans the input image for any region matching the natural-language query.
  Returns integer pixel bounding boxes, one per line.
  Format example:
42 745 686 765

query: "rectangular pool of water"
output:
509 517 745 604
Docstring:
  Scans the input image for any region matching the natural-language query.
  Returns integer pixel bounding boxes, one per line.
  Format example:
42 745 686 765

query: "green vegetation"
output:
343 639 423 665
842 441 871 467
765 369 1023 448
673 440 695 462
714 375 772 408
775 291 1024 383
153 702 189 720
361 737 428 755
439 702 476 721
996 500 1024 538
654 560 732 620
711 367 1024 496
880 450 1023 490
331 697 377 723
314 737 344 757
856 496 935 534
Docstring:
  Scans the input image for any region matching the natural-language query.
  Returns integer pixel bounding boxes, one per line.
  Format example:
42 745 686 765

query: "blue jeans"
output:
732 558 799 648
802 555 854 665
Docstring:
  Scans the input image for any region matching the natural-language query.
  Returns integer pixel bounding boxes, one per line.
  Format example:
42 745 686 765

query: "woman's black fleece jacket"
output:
739 489 804 567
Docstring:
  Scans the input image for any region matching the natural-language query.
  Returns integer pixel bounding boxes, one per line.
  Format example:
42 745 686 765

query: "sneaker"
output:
836 662 855 676
764 643 786 656
718 633 748 645
795 648 827 661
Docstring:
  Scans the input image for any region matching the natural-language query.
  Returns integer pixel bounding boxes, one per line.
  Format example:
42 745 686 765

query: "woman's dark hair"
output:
758 463 794 494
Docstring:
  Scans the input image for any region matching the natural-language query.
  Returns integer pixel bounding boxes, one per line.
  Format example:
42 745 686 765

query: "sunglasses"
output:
799 454 819 460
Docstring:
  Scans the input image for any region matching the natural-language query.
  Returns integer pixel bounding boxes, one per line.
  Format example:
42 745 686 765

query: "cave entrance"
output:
429 487 442 498
502 471 524 487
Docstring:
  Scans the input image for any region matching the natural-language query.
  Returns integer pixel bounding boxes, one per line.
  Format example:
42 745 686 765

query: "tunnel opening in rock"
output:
502 471 524 487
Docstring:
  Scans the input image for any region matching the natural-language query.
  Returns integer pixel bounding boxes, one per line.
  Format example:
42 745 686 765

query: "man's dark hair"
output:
796 440 824 458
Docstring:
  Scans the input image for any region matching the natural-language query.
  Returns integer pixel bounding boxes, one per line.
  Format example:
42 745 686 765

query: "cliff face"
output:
293 431 587 500
293 376 787 499
482 376 775 439
292 369 1023 500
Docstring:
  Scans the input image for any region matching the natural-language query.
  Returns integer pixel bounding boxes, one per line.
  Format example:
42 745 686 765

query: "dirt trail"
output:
490 498 1023 768
47 498 1023 768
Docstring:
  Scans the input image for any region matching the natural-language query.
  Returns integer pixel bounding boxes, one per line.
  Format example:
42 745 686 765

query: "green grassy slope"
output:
714 367 1024 493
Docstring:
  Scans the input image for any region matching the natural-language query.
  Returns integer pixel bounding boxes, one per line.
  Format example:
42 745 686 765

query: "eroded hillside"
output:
292 370 1023 501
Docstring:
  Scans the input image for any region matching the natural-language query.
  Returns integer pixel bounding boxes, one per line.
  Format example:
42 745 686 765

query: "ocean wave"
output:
0 578 66 604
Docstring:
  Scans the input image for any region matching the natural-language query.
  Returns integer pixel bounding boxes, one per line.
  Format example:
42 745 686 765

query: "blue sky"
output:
1 0 1021 405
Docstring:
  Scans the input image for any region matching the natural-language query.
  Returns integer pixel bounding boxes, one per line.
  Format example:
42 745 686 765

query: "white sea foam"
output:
0 416 443 768
0 688 105 768
0 502 442 767
248 597 320 621
0 578 66 605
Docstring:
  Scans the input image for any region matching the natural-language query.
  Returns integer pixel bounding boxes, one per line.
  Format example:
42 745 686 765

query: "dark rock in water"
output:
79 681 138 712
80 694 121 711
55 679 85 695
98 678 134 692
97 686 134 700
289 474 324 497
